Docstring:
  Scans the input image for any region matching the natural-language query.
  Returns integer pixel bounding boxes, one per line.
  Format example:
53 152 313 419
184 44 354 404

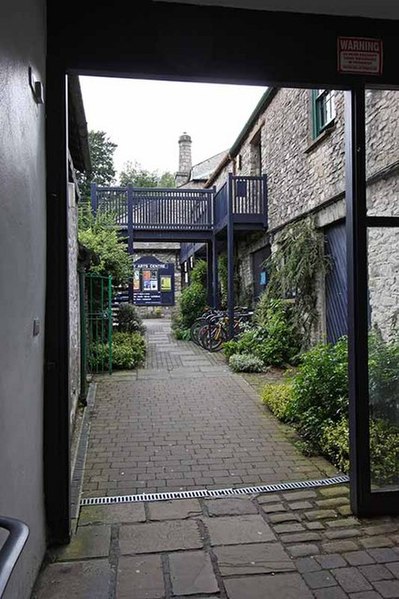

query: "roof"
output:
190 151 227 181
68 75 91 174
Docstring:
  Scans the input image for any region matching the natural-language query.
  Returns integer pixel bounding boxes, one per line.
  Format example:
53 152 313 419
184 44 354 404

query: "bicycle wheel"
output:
200 323 226 352
190 318 208 345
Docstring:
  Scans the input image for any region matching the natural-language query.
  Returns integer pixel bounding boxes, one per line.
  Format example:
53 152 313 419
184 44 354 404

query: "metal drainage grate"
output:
80 475 349 506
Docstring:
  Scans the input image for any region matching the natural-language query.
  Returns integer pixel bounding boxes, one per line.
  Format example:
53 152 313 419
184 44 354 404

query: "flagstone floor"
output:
32 320 399 598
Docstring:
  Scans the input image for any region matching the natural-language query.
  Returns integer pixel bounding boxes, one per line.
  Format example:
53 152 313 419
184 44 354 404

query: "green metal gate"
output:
83 273 113 376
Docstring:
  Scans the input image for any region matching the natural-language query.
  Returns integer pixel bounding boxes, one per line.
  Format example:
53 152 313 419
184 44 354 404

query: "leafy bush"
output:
321 417 399 486
117 303 145 334
321 418 350 474
78 208 131 285
288 338 348 451
369 329 399 422
262 382 294 421
229 354 264 373
174 327 191 341
223 299 300 367
89 331 146 371
179 282 207 329
190 260 207 286
369 418 399 486
223 329 259 360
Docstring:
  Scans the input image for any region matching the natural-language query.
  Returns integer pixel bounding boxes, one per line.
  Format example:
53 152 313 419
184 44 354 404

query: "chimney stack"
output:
175 132 192 187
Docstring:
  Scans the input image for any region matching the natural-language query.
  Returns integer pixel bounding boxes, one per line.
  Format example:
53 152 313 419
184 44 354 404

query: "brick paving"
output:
33 484 399 598
82 319 335 497
33 323 399 597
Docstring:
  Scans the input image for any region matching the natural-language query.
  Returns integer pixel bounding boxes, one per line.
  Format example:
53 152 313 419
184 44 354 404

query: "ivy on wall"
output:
263 217 329 346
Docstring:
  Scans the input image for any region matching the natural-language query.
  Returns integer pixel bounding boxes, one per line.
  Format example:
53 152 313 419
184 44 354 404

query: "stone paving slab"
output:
119 520 203 554
169 550 219 595
33 483 399 599
117 555 165 599
56 525 111 561
204 514 275 545
224 572 314 598
79 503 146 525
83 319 334 497
214 542 295 575
32 560 111 599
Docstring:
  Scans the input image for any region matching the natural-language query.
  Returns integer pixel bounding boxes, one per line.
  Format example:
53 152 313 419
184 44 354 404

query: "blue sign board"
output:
133 255 175 306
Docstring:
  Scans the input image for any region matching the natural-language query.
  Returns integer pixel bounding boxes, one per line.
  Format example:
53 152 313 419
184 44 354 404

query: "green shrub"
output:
369 329 399 422
229 354 264 373
321 418 350 474
179 282 207 329
190 260 207 286
223 299 300 367
174 327 191 341
117 303 145 334
369 418 399 486
261 382 294 421
89 331 146 371
321 417 399 486
223 339 240 359
288 338 348 451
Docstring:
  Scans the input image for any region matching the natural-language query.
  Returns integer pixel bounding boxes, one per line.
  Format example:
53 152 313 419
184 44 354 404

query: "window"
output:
312 89 335 138
250 130 262 176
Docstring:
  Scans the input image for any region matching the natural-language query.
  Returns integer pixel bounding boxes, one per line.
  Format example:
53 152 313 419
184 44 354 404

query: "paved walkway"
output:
33 320 399 598
82 319 335 498
33 483 399 598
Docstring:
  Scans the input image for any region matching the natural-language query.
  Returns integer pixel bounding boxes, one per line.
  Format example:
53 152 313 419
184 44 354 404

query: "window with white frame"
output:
311 89 335 138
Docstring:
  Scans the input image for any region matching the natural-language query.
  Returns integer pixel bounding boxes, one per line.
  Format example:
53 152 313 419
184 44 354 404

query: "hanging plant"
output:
262 217 329 346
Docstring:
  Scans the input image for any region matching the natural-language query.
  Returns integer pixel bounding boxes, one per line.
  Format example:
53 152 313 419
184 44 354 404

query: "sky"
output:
79 77 266 178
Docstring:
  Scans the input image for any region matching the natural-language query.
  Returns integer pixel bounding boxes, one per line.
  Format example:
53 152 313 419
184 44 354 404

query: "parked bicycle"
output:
191 307 253 352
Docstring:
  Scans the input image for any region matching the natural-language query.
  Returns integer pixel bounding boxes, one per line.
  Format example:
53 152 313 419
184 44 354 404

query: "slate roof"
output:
189 150 227 181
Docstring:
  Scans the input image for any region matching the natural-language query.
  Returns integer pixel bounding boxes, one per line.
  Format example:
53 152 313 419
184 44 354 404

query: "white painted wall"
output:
0 0 47 595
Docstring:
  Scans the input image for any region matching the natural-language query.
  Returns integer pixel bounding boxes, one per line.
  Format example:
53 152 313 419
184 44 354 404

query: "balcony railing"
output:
91 175 267 236
93 186 214 232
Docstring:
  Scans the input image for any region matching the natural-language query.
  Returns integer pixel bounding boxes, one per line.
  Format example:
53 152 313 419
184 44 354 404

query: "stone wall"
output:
68 183 81 428
210 88 399 340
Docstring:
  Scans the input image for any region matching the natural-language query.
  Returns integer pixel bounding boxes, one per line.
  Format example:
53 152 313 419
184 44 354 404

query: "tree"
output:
78 206 131 285
119 161 175 188
78 130 118 199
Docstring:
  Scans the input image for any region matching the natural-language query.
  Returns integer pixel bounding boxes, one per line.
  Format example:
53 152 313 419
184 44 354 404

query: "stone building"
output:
182 87 399 343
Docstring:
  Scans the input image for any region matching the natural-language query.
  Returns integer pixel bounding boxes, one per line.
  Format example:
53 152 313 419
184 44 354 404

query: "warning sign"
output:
338 37 383 75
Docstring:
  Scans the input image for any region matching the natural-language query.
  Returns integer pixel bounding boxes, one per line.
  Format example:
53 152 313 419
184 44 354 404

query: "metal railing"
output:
92 176 268 233
0 517 29 598
214 182 228 228
94 186 214 231
232 175 267 217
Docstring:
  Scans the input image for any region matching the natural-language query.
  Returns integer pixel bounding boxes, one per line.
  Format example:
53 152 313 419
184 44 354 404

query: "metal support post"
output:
227 174 235 339
345 87 370 516
128 186 134 303
206 241 213 307
90 182 97 215
212 236 219 309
